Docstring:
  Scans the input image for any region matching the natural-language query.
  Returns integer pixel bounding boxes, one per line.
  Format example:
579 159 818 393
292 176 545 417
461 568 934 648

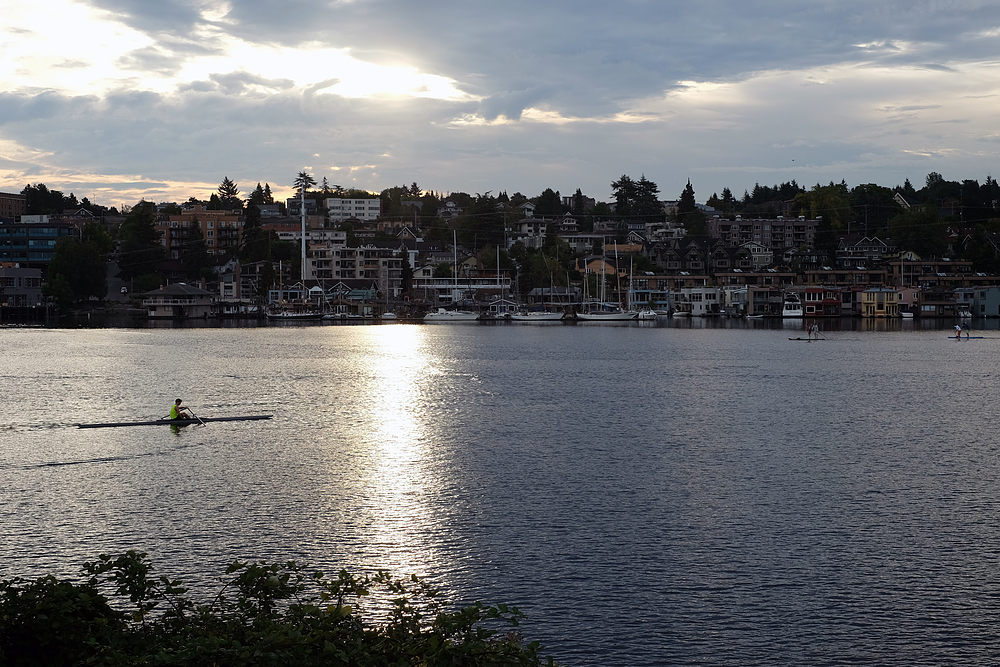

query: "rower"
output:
170 398 193 420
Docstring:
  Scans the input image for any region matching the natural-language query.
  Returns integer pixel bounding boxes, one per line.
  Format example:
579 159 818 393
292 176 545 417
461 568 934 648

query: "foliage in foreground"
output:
0 551 555 667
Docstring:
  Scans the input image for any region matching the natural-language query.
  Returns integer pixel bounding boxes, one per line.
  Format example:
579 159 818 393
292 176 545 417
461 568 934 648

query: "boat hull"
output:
423 309 480 322
77 415 273 429
510 312 564 321
577 311 638 321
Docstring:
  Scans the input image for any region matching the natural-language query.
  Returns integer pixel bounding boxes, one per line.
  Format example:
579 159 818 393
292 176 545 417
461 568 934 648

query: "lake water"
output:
3 318 1000 666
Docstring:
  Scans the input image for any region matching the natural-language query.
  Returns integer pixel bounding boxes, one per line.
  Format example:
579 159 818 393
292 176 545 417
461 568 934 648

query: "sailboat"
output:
577 243 637 321
424 231 480 322
512 272 564 321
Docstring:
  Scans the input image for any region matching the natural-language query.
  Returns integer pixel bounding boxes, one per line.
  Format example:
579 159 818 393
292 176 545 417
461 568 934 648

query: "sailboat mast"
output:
300 185 306 283
615 241 622 309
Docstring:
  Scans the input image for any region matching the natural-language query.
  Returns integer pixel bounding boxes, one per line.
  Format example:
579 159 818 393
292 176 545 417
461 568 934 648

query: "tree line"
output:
21 169 1000 307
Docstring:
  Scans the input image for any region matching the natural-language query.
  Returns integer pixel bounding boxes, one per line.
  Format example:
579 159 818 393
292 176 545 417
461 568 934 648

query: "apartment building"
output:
706 216 818 253
325 198 382 223
158 205 242 258
0 192 27 219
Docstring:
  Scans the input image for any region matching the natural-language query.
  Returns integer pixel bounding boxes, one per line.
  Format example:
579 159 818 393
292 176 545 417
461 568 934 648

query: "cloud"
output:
2 0 999 205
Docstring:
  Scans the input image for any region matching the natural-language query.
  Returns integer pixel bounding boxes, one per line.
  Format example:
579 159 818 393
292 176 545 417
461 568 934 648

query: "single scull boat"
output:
77 415 272 429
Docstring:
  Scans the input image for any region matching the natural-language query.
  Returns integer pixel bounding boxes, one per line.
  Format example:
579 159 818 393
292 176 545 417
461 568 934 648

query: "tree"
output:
633 175 662 219
677 179 705 235
241 204 269 263
890 206 949 258
611 174 661 220
181 218 210 279
571 188 586 215
611 175 636 217
678 179 696 215
249 183 267 206
294 171 317 196
21 183 68 215
217 177 242 211
849 183 900 235
117 201 163 281
534 188 564 217
45 237 107 304
398 251 414 294
455 192 505 248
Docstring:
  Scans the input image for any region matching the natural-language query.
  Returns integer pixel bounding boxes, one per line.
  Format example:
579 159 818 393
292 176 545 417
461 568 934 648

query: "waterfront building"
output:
971 286 1000 317
802 267 889 287
0 265 43 307
143 283 215 318
801 286 844 317
672 286 724 316
889 255 974 288
916 286 959 318
861 286 900 317
412 268 512 306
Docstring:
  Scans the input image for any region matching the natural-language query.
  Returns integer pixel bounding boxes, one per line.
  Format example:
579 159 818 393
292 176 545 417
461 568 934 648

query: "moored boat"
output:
510 310 564 321
267 311 322 321
423 308 480 322
781 292 803 318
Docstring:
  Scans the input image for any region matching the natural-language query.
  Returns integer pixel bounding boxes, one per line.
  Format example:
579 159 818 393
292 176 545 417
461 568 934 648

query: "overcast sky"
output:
2 0 999 207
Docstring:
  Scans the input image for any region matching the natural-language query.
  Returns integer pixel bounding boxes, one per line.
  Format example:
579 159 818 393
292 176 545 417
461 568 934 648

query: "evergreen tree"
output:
45 237 107 303
181 218 210 279
634 175 662 219
534 188 563 217
116 201 163 281
241 204 269 263
217 177 242 211
610 175 636 217
249 183 266 206
21 183 68 215
263 184 274 204
678 179 696 214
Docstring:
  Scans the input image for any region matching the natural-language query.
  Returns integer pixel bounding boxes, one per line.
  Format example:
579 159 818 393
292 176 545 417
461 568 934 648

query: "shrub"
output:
0 551 556 667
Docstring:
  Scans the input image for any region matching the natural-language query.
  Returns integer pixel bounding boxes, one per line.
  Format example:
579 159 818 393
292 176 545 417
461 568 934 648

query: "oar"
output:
187 408 207 426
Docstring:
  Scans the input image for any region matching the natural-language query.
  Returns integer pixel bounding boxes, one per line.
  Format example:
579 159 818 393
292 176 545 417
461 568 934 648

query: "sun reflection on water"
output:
356 325 443 578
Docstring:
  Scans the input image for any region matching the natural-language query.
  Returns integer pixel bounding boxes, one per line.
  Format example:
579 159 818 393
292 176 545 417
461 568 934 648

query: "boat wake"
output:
6 442 204 470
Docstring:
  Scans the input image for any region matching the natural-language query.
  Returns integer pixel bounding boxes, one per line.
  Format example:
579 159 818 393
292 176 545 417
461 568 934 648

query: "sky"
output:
2 0 1000 208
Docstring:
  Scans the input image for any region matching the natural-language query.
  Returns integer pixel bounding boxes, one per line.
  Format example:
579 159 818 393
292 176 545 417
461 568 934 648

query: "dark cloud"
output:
5 0 1000 203
78 0 1000 119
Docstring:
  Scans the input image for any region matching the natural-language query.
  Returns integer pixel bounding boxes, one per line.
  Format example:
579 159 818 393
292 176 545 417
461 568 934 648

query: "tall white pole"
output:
300 185 306 283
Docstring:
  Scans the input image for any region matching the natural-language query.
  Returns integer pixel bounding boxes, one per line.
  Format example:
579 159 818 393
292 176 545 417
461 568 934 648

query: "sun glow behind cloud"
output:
2 0 473 102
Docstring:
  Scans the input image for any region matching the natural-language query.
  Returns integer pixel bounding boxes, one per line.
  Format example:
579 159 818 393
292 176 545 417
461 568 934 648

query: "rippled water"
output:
3 321 1000 666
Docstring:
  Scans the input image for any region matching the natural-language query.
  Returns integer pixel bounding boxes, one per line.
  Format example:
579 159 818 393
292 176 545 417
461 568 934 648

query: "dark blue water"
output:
3 321 999 665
